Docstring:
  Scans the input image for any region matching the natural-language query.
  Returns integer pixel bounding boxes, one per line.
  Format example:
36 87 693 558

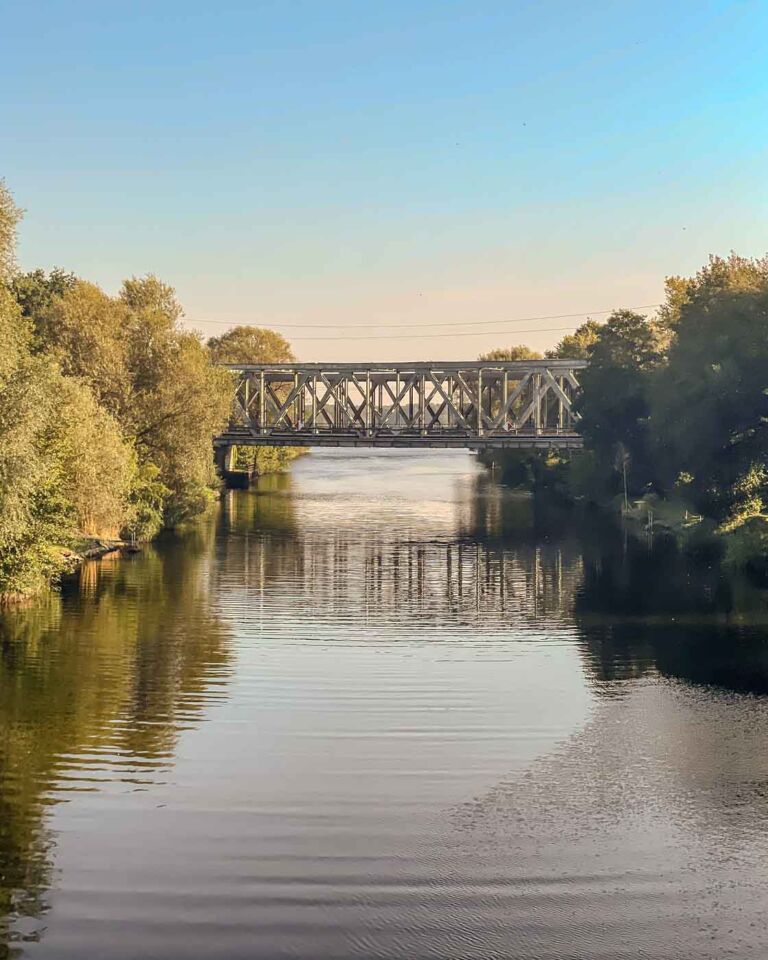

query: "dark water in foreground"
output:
3 450 768 960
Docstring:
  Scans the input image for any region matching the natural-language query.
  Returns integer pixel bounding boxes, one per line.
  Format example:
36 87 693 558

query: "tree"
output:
11 268 78 334
119 277 232 525
658 253 768 331
652 283 768 519
26 271 232 531
576 310 667 497
0 179 22 282
478 345 542 361
546 320 601 359
122 273 183 321
53 378 136 538
208 325 294 364
35 280 131 419
0 287 73 598
208 325 299 477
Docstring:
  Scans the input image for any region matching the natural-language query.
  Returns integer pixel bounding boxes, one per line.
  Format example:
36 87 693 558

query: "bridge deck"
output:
216 360 586 451
215 430 583 450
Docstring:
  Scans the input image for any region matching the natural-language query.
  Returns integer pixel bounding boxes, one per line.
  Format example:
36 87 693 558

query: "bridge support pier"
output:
215 445 251 489
215 444 236 474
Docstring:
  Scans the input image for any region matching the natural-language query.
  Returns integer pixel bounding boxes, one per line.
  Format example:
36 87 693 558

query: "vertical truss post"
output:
502 371 508 434
477 368 484 436
365 371 371 433
259 370 266 434
420 372 426 435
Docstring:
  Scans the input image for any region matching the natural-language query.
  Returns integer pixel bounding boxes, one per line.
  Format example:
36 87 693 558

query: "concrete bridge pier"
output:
215 444 251 489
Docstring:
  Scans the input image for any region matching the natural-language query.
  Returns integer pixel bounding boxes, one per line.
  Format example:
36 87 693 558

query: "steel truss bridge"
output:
215 360 586 455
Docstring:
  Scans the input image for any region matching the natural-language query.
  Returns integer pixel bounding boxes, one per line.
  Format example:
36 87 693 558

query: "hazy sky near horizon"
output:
2 0 766 361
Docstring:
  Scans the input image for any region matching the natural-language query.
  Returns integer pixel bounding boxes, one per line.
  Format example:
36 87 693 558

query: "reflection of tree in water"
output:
0 520 233 957
574 517 768 693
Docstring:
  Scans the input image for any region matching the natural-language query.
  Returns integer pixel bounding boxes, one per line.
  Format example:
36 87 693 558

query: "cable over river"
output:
2 449 768 959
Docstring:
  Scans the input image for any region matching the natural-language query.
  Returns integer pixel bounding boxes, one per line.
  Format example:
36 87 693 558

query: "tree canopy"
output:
478 345 542 361
652 259 768 521
208 325 295 365
546 320 601 359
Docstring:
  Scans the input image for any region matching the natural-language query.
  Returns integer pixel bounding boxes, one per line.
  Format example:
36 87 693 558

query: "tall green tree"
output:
576 310 667 497
653 272 768 520
0 287 72 598
53 377 136 538
35 280 130 418
119 276 232 524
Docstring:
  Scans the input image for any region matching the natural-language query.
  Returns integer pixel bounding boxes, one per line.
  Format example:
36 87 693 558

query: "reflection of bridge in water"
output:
220 468 768 690
215 361 586 462
220 487 584 628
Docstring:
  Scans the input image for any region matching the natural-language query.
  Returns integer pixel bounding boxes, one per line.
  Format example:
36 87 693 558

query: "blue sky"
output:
2 0 766 360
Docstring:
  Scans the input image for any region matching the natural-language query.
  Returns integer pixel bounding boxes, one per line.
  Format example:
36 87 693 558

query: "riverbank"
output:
478 448 768 578
0 538 139 606
598 493 768 580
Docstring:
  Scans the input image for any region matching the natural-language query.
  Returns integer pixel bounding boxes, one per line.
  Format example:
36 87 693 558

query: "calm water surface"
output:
3 450 768 959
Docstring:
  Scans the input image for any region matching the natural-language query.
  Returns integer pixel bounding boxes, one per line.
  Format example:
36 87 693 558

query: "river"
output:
2 449 768 959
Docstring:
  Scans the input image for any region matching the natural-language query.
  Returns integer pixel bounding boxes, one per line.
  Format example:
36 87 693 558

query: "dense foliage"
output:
0 181 295 601
482 255 768 558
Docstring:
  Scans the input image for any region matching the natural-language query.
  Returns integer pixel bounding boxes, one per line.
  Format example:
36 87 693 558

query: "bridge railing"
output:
217 360 587 448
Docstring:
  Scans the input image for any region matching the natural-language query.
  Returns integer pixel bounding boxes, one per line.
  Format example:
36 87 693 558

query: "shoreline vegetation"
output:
478 251 768 581
0 179 299 604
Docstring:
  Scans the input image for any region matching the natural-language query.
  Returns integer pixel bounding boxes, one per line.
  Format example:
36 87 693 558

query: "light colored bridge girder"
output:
216 360 587 450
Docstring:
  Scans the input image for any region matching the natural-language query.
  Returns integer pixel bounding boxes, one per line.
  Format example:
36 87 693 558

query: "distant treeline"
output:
0 180 296 601
481 253 768 566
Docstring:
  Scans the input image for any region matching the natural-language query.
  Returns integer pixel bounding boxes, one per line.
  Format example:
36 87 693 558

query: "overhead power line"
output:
183 303 661 332
218 324 590 342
